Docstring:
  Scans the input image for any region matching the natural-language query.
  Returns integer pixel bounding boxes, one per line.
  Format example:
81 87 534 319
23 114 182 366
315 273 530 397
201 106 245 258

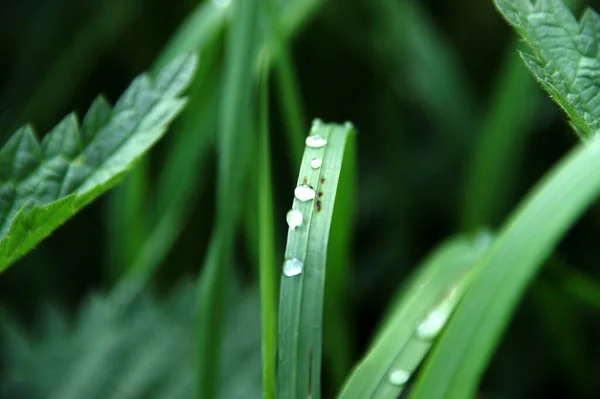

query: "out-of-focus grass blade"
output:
111 0 227 283
412 135 600 399
374 0 476 159
119 0 322 287
195 1 259 398
337 234 490 399
263 0 306 164
278 121 356 399
462 47 539 230
3 0 144 130
257 59 278 399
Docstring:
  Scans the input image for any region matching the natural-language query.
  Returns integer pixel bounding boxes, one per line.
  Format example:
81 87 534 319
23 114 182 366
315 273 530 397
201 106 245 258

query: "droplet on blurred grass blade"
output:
294 185 316 201
286 209 303 230
306 134 328 148
310 158 322 169
388 369 410 386
416 307 450 340
283 259 303 277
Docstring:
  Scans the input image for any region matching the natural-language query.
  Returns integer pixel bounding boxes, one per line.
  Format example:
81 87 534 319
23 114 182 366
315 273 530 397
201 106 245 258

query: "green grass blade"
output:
264 0 306 164
412 134 600 399
277 120 356 399
324 122 357 389
0 54 197 271
258 60 278 399
337 233 490 399
374 0 476 159
461 46 540 230
195 0 260 397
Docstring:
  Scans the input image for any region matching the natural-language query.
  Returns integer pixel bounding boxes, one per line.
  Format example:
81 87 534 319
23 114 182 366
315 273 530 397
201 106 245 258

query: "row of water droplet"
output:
282 120 328 277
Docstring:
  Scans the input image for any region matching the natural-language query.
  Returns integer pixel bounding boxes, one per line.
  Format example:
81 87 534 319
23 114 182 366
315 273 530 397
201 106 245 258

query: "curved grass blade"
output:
278 120 356 399
337 233 490 399
121 0 322 286
194 0 260 397
412 134 600 399
0 54 197 272
263 0 306 164
461 46 540 230
324 122 357 389
257 59 278 399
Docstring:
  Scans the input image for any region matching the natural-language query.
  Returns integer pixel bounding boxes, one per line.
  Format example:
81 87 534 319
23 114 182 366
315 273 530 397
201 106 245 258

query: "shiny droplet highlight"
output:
283 259 303 277
305 134 328 148
286 209 303 230
311 158 323 169
388 369 410 386
294 184 316 201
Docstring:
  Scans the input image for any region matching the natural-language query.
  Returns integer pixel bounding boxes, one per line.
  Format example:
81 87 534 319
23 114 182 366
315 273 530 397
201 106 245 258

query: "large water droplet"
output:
294 184 316 201
306 134 328 148
283 259 303 277
286 209 303 230
388 369 410 386
416 308 449 340
310 158 322 169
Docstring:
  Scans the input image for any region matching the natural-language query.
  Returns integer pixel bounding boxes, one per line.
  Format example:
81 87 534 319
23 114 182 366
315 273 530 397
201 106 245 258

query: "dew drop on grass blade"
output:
278 120 356 399
337 233 491 399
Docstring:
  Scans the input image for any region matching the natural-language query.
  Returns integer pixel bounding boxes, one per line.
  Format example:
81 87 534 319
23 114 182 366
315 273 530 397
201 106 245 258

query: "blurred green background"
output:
2 0 600 398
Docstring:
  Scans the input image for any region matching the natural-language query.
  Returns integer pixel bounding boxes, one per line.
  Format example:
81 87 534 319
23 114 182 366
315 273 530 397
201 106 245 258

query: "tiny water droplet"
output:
388 369 410 386
306 134 328 148
212 0 231 7
344 121 355 130
416 308 448 340
295 184 316 201
286 209 303 230
310 158 322 169
474 230 493 250
283 259 303 277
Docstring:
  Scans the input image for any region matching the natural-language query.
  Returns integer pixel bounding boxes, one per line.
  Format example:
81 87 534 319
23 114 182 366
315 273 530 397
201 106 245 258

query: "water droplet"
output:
474 230 493 250
294 184 316 201
286 209 303 230
388 369 410 386
344 121 355 130
416 308 449 340
212 0 231 7
306 134 328 148
283 259 303 277
310 158 322 169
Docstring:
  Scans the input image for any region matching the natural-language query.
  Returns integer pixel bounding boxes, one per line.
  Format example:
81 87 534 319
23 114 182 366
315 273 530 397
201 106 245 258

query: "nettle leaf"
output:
495 0 600 138
0 281 262 399
0 54 198 271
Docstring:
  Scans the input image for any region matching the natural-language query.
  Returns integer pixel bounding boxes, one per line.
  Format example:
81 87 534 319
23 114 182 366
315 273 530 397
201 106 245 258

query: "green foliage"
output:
0 280 261 399
495 0 600 138
0 54 197 272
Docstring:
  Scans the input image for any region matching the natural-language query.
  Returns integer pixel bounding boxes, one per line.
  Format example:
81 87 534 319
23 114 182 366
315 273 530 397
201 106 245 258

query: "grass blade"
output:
195 0 259 397
258 60 277 399
277 120 356 399
461 46 540 230
263 0 306 164
323 122 357 389
412 134 600 399
337 233 490 399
